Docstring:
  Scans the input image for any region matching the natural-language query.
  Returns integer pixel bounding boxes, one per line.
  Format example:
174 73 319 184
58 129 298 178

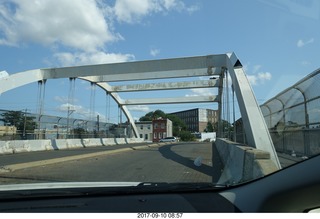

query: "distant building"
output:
0 126 17 136
135 121 153 142
169 108 218 132
152 118 173 142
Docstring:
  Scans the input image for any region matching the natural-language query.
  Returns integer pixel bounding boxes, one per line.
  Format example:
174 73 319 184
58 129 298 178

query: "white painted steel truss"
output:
0 53 280 168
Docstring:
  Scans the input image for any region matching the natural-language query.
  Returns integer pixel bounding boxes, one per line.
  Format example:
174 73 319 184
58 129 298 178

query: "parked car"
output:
159 136 178 142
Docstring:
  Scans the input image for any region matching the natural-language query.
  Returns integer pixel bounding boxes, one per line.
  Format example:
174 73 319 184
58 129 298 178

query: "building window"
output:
147 125 151 129
154 132 157 139
139 134 143 138
145 134 148 140
161 123 165 129
140 125 143 130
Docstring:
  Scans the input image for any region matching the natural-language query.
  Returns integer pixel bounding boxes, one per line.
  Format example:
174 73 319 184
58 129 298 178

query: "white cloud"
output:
258 72 272 81
0 0 119 52
0 0 198 66
242 63 272 86
150 48 160 57
301 60 311 66
54 96 69 103
54 51 135 66
113 0 199 23
247 72 272 86
247 75 258 86
297 38 314 48
58 103 84 113
127 105 150 112
57 103 108 122
253 65 262 74
185 88 215 97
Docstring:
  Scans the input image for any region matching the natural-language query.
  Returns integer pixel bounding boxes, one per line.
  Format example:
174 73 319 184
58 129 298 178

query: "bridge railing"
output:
260 68 320 158
0 110 134 140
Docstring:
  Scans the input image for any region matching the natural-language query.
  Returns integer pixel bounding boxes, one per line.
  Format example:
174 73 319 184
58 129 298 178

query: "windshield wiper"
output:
136 182 227 191
0 182 227 200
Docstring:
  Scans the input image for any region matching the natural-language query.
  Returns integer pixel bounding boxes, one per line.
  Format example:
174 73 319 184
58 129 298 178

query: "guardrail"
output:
213 138 279 184
0 138 144 155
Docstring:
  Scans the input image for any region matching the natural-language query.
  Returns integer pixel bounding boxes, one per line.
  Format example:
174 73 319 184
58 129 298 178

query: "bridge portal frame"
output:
0 52 280 168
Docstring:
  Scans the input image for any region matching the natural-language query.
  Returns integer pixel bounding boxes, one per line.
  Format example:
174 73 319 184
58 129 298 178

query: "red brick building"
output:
152 118 173 142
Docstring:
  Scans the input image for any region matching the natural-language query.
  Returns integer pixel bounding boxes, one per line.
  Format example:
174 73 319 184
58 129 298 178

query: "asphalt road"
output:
0 141 299 185
0 142 214 184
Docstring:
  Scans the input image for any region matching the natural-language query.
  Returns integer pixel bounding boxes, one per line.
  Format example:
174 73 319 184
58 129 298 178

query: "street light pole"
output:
23 108 27 139
67 106 75 138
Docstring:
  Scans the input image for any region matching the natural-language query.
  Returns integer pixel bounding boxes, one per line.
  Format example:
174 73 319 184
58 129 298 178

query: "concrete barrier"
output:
214 138 279 184
0 138 144 155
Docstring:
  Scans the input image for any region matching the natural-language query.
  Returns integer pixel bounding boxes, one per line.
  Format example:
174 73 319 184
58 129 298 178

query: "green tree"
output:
72 127 87 138
139 110 166 121
205 122 214 132
178 130 196 141
166 114 187 136
213 120 234 137
0 110 37 135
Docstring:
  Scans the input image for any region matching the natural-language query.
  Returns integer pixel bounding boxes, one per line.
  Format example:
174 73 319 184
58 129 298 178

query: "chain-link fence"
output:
0 110 133 140
260 68 320 157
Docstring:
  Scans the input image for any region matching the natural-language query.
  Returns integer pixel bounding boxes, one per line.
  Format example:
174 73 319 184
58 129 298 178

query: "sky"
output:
0 0 320 124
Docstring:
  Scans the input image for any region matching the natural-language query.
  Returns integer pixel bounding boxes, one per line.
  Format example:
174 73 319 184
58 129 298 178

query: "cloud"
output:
185 88 215 97
297 38 314 48
113 0 199 23
58 103 85 113
54 96 69 103
252 65 262 74
127 105 150 112
243 63 272 86
150 48 160 57
54 51 135 66
0 0 119 52
301 60 311 66
54 96 79 104
57 103 108 122
247 72 272 86
0 0 198 66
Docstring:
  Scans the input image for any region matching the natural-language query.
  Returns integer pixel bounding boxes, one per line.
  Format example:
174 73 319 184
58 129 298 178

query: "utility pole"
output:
23 108 28 139
97 114 100 133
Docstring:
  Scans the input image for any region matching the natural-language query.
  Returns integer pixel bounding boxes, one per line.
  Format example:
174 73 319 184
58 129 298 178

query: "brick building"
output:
169 108 218 132
152 118 173 142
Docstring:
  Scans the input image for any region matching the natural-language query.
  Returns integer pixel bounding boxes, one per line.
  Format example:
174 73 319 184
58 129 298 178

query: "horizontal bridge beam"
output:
42 54 227 82
121 95 218 105
81 67 222 82
107 79 219 92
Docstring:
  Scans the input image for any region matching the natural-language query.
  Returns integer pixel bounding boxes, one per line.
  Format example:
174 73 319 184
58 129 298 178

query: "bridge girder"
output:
106 79 219 93
0 52 280 168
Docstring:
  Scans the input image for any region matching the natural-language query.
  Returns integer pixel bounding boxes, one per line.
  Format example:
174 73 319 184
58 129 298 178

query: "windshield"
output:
0 0 319 192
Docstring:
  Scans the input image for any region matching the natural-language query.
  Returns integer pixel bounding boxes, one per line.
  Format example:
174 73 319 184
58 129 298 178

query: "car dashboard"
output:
0 155 319 213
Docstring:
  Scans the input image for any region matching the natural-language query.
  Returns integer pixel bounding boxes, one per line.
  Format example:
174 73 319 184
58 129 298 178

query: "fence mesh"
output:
260 68 320 157
0 109 131 140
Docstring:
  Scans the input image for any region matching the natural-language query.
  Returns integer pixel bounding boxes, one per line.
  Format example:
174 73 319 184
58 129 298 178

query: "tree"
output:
139 110 166 121
166 114 187 136
0 110 37 135
205 122 214 132
213 120 234 137
178 130 196 141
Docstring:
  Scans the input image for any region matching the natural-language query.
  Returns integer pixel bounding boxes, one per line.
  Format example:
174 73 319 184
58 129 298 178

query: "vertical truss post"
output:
227 53 281 169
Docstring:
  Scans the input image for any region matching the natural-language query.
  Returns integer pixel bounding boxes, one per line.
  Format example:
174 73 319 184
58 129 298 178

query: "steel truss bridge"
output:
0 52 280 168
